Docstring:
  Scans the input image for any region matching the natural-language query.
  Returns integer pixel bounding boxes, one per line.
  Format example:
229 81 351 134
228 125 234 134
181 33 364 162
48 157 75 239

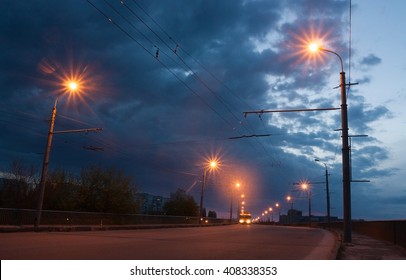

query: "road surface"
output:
0 224 336 259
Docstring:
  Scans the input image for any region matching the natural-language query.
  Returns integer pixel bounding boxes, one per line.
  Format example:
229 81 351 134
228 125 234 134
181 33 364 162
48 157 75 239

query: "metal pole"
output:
340 71 352 243
322 48 352 242
325 167 331 227
35 99 58 229
308 190 311 227
229 186 233 223
199 169 207 224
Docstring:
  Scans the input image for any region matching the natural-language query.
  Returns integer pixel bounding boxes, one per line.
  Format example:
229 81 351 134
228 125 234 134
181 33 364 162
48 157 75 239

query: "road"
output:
0 225 336 260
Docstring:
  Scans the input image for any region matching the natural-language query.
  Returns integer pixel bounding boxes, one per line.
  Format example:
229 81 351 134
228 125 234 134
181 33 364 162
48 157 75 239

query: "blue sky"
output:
0 0 405 220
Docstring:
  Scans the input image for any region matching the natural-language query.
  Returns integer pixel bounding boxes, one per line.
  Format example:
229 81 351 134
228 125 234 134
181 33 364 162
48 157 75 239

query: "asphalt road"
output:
0 225 336 260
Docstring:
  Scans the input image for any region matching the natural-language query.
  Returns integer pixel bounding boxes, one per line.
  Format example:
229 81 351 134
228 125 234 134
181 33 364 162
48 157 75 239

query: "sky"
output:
0 0 405 221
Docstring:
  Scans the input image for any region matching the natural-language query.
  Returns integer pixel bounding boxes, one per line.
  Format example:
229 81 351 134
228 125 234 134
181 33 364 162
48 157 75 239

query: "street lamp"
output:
34 79 101 230
286 195 293 209
315 158 331 227
301 183 311 227
199 159 218 224
230 182 240 224
34 81 81 229
286 195 293 225
275 203 280 223
309 43 352 242
238 194 245 217
268 207 273 223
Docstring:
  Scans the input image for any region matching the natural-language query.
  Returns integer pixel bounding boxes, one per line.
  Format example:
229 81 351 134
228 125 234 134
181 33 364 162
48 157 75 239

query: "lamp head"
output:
308 42 322 53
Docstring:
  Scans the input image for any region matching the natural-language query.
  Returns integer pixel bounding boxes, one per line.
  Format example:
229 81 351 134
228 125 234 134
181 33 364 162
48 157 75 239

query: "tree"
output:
163 188 198 216
0 160 37 208
78 164 138 213
42 169 79 211
207 210 217 218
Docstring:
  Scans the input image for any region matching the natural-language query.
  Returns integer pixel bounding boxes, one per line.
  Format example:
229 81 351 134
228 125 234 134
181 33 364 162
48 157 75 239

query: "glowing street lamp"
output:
301 183 312 227
275 203 281 223
308 42 352 242
229 182 241 223
34 77 101 230
315 158 331 227
199 159 218 223
268 207 274 222
35 79 80 229
286 195 293 209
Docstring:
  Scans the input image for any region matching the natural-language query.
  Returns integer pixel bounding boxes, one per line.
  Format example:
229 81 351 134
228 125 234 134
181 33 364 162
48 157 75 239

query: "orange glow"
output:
37 56 100 112
285 22 335 67
209 160 217 169
200 149 224 173
308 42 321 53
67 81 78 92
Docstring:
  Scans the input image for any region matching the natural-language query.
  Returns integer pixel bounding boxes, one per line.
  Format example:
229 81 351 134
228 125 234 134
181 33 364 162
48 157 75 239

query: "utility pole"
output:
35 101 57 229
325 167 330 227
340 70 352 243
35 98 102 230
199 169 206 224
315 159 331 228
308 190 311 227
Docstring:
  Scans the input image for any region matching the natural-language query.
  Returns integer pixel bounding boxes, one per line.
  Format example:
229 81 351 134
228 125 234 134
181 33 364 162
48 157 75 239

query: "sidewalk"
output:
335 231 406 260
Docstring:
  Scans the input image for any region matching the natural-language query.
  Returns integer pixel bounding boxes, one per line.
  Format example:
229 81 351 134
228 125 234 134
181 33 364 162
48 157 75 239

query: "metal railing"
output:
0 208 229 228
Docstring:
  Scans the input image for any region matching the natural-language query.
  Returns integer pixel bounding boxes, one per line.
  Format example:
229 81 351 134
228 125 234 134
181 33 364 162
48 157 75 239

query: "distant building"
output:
134 193 169 215
279 208 338 225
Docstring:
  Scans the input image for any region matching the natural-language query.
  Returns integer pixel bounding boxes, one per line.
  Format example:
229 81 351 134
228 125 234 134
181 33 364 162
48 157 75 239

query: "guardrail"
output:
352 220 406 249
323 220 406 249
0 208 229 228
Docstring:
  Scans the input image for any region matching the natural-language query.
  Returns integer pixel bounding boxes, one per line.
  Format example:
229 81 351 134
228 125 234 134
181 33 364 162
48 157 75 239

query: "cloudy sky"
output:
1 0 405 220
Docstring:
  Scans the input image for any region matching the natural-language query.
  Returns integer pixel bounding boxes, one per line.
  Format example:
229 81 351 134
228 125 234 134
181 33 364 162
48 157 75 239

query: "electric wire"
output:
86 0 285 170
86 0 237 130
123 0 281 166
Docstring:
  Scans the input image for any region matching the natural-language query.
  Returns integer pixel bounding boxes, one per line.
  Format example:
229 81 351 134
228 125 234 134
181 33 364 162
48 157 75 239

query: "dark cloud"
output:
0 0 401 219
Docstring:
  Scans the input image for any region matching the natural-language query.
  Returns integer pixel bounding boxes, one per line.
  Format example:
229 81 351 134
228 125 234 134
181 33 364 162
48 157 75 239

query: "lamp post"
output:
315 159 331 227
275 203 280 223
34 80 102 230
35 97 58 229
286 195 293 224
286 195 293 209
230 182 240 223
238 194 245 219
309 44 352 242
301 183 311 227
268 207 273 223
199 159 218 224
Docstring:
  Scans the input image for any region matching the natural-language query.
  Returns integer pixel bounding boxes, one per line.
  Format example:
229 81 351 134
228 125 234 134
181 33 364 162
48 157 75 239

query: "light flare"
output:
284 22 336 67
37 56 99 112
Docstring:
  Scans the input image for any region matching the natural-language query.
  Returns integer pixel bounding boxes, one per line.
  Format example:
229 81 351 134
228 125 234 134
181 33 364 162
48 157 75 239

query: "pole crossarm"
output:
53 128 103 134
351 180 371 183
243 107 340 117
228 134 272 140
